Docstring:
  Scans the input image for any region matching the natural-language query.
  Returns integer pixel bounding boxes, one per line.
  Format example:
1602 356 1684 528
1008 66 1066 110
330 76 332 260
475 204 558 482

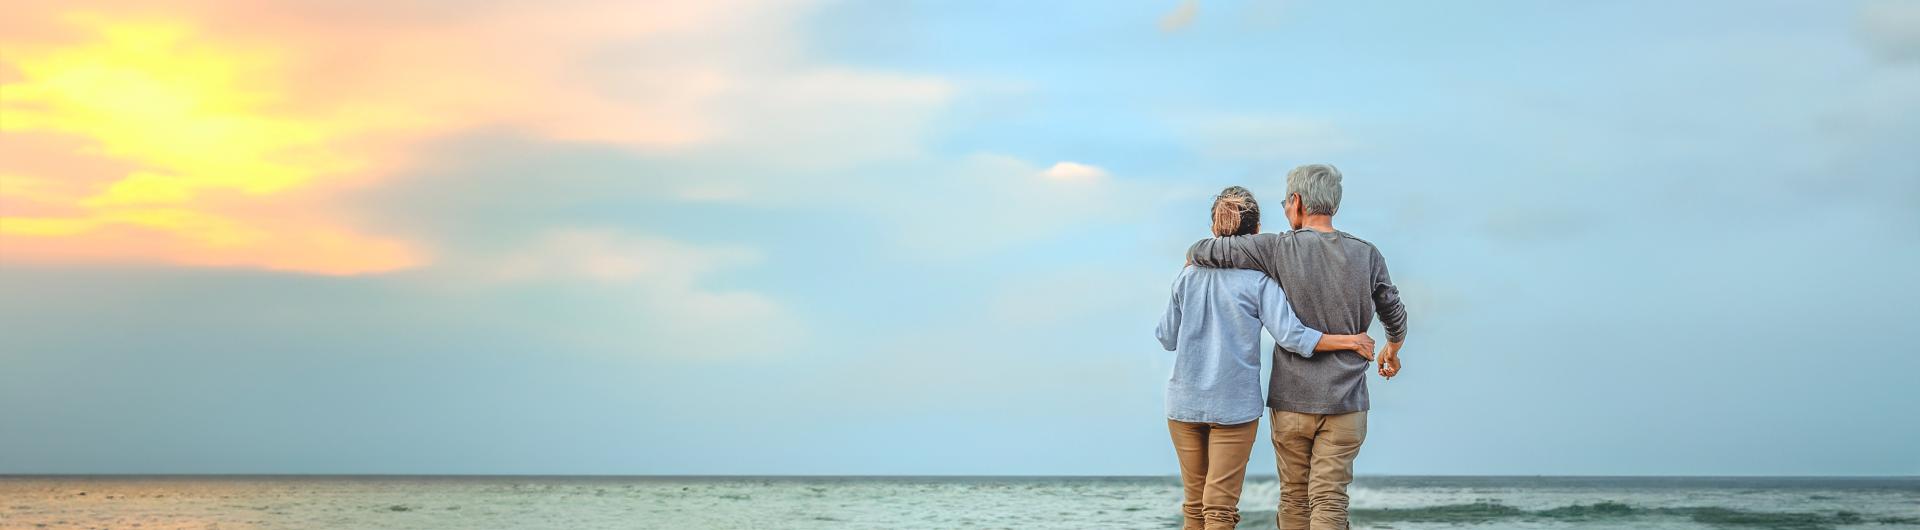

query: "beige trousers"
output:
1272 409 1367 530
1168 418 1260 530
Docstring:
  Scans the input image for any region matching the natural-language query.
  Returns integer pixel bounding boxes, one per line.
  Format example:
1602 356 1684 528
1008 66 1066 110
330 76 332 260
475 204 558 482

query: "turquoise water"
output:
2 476 1915 529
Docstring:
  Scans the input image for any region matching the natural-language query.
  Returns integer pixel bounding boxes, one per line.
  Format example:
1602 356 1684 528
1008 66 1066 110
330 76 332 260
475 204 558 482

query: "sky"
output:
1 0 1916 476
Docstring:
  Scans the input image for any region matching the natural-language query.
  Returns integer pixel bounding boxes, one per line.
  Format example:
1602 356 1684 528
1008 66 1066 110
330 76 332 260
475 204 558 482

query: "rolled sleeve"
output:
1257 277 1320 358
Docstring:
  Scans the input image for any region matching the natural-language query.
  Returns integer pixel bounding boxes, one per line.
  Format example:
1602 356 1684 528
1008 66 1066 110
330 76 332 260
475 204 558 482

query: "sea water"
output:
2 475 1915 529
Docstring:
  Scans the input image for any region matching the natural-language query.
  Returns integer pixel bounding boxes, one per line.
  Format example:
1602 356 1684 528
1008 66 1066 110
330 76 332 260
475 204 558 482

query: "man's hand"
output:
1377 341 1403 379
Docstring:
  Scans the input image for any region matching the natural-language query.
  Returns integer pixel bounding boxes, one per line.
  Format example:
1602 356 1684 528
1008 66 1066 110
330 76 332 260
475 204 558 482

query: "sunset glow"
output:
1 0 1915 481
2 14 415 274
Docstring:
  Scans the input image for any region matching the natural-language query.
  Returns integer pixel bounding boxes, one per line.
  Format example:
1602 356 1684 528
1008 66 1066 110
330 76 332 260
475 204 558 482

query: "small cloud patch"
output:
1039 161 1108 182
1160 0 1200 33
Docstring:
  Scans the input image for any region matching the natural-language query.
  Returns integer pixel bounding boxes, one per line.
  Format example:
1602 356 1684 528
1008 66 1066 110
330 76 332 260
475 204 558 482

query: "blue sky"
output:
2 0 1917 476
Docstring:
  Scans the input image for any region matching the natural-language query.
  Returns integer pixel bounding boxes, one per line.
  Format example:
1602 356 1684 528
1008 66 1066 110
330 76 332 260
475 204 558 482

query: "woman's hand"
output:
1310 333 1375 359
1340 334 1375 361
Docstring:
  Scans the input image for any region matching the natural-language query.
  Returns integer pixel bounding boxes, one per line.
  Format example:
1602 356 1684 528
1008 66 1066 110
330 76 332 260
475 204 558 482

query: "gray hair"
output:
1285 164 1343 216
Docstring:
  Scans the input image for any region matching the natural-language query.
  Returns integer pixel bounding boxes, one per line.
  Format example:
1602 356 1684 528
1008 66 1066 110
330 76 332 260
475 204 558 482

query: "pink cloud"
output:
1 0 949 275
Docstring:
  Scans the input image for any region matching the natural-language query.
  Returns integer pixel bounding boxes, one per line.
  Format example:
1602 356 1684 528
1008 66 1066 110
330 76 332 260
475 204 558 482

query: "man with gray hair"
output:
1185 164 1409 530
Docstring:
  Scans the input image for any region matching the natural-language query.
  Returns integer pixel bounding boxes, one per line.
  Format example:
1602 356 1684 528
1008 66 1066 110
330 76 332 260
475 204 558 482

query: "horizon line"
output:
4 473 1916 479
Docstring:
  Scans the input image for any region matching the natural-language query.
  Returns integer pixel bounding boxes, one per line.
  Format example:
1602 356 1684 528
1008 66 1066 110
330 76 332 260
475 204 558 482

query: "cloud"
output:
873 154 1163 257
455 229 803 358
1177 114 1356 161
480 230 757 286
1159 0 1199 33
1039 161 1109 182
1478 207 1596 244
697 68 952 173
989 267 1159 328
1 15 421 274
1860 0 1920 63
0 0 948 274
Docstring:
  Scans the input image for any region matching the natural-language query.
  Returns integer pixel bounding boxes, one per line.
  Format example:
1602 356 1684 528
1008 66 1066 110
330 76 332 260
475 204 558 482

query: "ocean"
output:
2 475 1915 529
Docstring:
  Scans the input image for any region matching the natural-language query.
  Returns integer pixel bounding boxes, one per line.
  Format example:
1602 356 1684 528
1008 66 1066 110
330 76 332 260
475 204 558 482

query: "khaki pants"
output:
1168 418 1259 530
1272 409 1367 530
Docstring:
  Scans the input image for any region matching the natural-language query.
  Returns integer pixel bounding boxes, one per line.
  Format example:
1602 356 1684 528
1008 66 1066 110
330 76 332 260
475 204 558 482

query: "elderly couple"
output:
1155 164 1410 530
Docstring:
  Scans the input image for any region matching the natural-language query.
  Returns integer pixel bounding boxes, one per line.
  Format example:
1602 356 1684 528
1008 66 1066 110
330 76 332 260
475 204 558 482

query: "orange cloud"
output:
0 1 777 274
0 15 409 273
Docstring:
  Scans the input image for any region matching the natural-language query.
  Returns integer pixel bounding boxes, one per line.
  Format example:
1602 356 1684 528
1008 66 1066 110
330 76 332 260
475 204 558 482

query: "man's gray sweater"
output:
1187 229 1408 414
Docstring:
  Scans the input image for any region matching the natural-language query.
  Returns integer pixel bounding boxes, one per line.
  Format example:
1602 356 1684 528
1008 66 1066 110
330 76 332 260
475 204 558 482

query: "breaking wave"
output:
1230 501 1920 529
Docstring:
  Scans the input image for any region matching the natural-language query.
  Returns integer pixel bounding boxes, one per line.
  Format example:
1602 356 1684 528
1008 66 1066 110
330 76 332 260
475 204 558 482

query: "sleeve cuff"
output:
1292 329 1324 359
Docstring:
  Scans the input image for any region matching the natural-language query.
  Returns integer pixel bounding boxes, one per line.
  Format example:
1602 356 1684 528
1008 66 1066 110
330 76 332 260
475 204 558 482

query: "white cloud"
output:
1039 161 1109 182
457 229 803 358
704 68 953 172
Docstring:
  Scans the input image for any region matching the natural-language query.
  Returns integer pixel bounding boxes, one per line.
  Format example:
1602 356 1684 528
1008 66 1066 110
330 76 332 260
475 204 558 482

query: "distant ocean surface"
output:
3 475 1915 529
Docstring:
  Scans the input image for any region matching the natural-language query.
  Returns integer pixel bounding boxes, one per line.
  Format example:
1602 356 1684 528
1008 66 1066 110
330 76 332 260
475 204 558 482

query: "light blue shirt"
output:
1155 266 1323 425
